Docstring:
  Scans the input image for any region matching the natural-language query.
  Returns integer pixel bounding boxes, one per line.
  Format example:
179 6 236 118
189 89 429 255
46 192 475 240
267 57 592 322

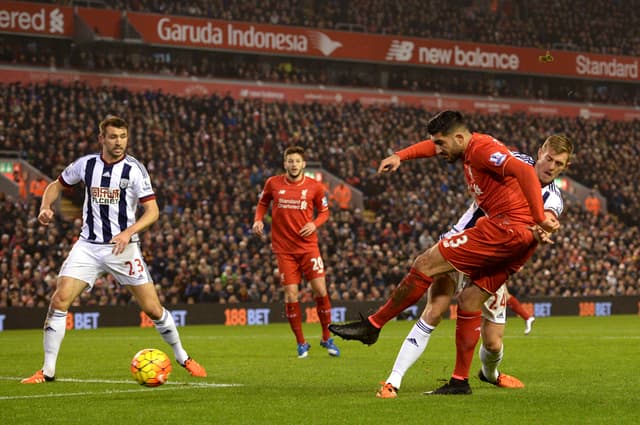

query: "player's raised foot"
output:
182 357 207 377
319 338 340 357
524 316 536 335
328 317 380 345
423 378 472 395
21 370 55 384
478 370 525 388
376 382 398 399
297 342 311 358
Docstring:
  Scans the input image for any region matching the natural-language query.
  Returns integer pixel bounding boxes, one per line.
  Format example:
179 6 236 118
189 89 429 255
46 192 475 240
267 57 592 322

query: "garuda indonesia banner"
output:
126 12 638 82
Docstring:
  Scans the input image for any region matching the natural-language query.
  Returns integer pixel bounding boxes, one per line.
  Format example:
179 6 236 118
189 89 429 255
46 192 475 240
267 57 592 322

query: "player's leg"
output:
128 282 206 377
477 285 507 383
278 254 309 357
479 320 504 382
309 276 340 357
116 243 206 376
370 243 454 327
304 250 339 356
378 274 456 398
330 243 451 344
453 284 487 378
478 320 524 389
21 276 88 383
22 241 100 383
424 283 488 395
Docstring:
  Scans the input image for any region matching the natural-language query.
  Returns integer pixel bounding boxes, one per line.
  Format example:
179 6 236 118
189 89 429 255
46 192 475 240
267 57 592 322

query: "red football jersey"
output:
257 175 329 254
464 133 536 225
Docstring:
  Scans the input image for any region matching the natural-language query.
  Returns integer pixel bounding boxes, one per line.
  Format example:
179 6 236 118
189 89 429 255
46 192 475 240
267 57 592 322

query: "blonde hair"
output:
542 134 573 161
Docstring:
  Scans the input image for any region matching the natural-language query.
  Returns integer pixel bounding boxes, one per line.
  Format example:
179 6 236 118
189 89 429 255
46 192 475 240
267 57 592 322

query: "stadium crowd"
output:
1 81 638 309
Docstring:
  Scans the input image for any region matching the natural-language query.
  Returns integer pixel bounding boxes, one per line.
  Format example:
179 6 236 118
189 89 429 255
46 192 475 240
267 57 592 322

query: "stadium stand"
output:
0 1 638 307
0 81 638 307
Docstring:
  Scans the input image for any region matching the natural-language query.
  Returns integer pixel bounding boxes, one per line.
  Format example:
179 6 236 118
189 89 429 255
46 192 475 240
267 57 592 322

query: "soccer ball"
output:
130 348 172 387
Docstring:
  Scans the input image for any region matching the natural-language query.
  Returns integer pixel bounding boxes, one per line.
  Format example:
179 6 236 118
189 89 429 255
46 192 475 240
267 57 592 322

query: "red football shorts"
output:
438 215 537 294
276 248 325 285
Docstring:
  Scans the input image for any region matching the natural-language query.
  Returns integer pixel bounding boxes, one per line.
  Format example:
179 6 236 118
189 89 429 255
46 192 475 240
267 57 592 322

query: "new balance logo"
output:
385 40 414 61
406 337 418 348
308 31 342 56
49 9 64 34
279 190 286 194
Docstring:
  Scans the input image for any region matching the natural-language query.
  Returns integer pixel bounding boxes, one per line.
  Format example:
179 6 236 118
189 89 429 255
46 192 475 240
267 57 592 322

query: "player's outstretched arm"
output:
380 139 438 174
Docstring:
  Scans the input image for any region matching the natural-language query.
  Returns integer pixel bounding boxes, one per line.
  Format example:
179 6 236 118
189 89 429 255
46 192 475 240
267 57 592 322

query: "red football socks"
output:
452 309 482 380
315 295 333 341
369 267 432 328
285 302 305 344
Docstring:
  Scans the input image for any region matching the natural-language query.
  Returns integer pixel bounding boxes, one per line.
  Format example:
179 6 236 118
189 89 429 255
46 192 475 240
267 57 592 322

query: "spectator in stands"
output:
29 176 48 201
585 190 602 216
330 182 352 210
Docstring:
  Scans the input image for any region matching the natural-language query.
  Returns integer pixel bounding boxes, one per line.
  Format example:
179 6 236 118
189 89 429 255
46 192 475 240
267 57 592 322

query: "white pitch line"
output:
0 375 243 400
0 386 202 400
0 375 242 387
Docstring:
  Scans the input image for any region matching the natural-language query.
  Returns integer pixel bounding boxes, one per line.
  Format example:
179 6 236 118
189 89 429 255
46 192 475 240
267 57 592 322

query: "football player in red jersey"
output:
330 110 560 381
375 135 572 398
253 146 340 358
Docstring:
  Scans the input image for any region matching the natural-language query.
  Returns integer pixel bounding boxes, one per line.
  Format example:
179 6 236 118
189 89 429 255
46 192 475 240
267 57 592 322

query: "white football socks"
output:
479 343 503 383
42 309 68 377
386 318 435 389
153 308 189 365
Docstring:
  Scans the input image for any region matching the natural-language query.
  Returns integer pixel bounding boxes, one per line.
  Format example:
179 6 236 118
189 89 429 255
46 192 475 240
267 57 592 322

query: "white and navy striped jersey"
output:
441 152 563 239
59 154 155 244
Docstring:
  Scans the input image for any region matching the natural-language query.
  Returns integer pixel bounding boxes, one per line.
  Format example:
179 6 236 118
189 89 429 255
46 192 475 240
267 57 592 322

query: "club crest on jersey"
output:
489 152 507 166
301 189 308 199
119 179 129 189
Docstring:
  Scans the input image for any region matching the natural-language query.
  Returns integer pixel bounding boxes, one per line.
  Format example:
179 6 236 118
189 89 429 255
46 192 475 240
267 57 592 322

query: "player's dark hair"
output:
426 110 467 136
99 116 129 136
284 145 305 160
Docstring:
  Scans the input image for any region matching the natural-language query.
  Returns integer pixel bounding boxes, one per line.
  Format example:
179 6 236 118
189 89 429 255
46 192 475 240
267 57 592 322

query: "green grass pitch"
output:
1 315 638 424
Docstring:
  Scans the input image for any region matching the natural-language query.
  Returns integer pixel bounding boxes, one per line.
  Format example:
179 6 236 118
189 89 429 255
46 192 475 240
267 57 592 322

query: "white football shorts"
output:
454 272 508 324
481 284 508 325
59 239 152 289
